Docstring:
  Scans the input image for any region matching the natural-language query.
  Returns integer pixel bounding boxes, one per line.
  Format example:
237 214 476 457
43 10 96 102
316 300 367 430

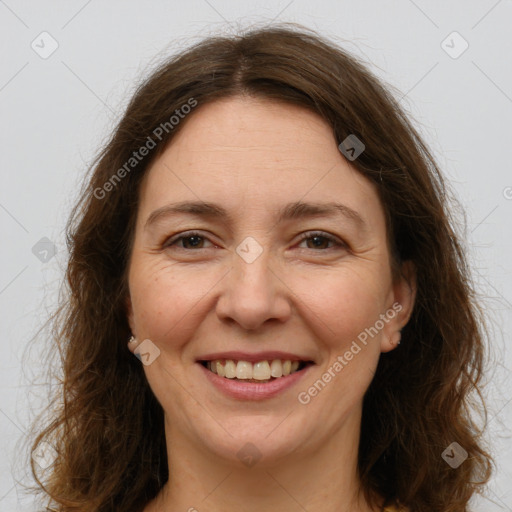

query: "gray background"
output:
0 1 511 510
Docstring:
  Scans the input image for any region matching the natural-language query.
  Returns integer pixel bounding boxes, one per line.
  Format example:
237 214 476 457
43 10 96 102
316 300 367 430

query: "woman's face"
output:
127 96 415 466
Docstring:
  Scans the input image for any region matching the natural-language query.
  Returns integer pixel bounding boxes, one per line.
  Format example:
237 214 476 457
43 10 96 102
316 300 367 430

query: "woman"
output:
31 24 492 512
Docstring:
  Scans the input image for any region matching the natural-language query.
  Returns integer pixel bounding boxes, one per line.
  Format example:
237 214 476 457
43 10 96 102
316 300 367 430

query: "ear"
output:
125 293 137 353
381 260 416 353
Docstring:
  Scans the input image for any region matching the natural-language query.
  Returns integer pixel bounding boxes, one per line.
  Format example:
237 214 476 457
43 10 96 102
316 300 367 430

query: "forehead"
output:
154 96 340 175
138 96 385 230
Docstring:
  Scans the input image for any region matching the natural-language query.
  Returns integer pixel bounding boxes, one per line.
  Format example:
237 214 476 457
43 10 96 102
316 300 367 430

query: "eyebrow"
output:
144 200 367 231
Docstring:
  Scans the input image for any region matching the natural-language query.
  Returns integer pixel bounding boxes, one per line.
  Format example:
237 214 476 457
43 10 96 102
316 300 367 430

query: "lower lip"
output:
198 363 313 401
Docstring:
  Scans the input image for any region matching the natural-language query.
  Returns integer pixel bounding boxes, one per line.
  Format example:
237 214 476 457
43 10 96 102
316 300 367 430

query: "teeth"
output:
206 359 306 380
270 359 282 377
216 361 225 377
236 361 252 379
253 361 271 380
225 359 236 378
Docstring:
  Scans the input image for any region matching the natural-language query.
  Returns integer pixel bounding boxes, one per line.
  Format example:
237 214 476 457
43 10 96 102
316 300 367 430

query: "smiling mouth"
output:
199 359 314 383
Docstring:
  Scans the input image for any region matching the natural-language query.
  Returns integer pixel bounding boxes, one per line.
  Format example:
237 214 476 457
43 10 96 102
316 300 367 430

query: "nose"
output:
215 244 291 331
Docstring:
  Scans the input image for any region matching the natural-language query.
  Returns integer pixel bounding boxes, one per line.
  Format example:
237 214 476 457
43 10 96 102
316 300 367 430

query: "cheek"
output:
128 258 226 344
293 267 389 419
129 250 392 357
295 265 389 352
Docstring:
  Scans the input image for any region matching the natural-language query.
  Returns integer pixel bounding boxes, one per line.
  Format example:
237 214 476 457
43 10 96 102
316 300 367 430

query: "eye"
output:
164 231 215 250
163 230 347 252
296 231 346 250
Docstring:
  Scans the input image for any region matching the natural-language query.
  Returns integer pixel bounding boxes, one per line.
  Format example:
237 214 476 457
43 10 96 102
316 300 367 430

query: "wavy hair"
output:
30 23 492 512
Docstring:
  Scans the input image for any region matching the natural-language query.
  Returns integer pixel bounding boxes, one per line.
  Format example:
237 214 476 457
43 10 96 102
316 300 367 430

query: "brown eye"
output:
305 235 330 249
180 235 205 249
164 232 214 250
297 231 345 250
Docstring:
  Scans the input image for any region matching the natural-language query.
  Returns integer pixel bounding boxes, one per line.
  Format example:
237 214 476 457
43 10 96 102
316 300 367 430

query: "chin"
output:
194 414 310 467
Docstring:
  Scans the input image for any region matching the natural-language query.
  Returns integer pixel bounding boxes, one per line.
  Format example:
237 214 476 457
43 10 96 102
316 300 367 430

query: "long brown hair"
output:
30 23 493 511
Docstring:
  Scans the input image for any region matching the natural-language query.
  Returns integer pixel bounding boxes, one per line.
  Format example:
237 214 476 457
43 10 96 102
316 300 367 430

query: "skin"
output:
126 96 416 512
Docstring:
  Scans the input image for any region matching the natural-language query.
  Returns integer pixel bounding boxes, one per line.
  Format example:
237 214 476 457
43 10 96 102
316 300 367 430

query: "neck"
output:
146 404 381 512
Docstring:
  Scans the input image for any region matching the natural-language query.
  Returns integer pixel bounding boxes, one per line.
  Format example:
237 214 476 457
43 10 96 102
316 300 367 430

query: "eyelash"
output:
163 230 347 251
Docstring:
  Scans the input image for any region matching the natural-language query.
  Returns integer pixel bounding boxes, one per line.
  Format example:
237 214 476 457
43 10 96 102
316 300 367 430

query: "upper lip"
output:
197 351 315 363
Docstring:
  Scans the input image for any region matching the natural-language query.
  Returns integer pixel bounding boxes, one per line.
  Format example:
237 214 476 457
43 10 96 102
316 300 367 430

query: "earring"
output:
128 335 137 344
390 332 401 346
